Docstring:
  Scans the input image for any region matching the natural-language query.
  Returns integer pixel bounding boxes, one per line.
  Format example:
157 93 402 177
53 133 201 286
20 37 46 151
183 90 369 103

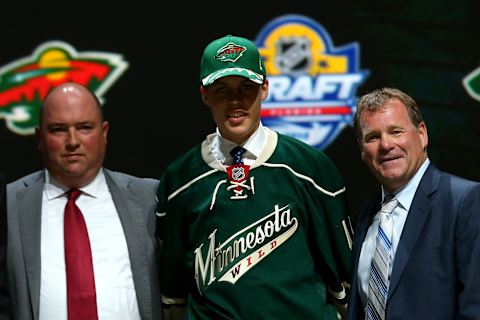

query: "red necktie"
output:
64 189 98 320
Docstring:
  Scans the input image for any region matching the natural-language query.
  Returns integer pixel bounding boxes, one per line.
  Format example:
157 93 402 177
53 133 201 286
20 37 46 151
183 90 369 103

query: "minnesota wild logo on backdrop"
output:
0 41 128 135
463 65 480 103
256 14 369 150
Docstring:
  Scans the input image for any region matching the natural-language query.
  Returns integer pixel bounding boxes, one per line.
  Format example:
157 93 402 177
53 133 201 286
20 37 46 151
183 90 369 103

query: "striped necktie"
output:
366 195 398 320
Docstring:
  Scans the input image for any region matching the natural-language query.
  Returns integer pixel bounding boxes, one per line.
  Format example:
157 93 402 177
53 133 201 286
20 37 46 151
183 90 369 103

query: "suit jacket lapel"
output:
352 195 381 272
349 194 381 318
17 172 44 319
388 164 439 300
104 169 152 319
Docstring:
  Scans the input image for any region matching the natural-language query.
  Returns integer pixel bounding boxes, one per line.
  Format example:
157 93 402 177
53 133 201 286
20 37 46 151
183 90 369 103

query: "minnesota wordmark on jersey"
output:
194 204 297 293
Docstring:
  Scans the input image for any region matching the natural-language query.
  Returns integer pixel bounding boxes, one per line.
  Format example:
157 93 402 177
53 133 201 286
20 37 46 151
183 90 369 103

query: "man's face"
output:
359 99 428 193
36 85 109 188
200 76 268 145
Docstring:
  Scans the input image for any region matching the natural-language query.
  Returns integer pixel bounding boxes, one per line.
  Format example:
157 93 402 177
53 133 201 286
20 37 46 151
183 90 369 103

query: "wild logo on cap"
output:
215 43 246 63
200 34 266 86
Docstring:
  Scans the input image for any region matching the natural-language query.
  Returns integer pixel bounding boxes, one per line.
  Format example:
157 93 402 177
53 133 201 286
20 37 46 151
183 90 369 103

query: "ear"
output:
358 139 366 161
35 126 41 149
260 79 269 101
102 121 109 143
199 85 209 106
418 121 428 150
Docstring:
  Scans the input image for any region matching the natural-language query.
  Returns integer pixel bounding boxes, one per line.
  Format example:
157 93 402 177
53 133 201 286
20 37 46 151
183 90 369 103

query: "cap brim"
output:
202 67 264 86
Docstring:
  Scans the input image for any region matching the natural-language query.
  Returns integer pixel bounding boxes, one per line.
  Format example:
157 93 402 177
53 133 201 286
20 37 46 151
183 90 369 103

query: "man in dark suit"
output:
347 87 480 319
5 82 163 320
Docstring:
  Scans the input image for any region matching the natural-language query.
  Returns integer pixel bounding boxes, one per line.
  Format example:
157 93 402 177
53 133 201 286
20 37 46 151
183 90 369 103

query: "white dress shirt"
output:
210 122 266 165
40 169 140 320
357 158 430 309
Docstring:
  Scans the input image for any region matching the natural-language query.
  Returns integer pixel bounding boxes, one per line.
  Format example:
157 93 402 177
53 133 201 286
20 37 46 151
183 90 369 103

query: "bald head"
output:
40 82 103 127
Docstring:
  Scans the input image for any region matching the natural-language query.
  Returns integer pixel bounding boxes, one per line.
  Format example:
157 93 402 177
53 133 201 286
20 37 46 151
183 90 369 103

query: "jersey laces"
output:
209 177 255 210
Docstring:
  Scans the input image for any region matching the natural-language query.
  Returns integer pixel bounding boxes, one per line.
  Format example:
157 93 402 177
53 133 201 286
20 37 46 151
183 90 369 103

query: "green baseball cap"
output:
200 35 266 86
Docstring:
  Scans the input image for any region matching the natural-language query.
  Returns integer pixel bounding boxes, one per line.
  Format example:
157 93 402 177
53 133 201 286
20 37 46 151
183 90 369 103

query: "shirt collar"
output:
212 122 266 162
382 158 430 211
44 168 107 200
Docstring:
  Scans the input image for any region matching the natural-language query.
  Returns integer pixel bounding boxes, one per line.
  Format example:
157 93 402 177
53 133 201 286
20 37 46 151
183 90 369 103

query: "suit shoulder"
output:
7 171 43 191
423 166 480 207
440 171 480 193
103 169 159 187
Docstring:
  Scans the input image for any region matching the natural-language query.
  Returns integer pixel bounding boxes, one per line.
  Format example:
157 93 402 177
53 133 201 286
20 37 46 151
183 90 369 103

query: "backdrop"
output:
1 0 479 213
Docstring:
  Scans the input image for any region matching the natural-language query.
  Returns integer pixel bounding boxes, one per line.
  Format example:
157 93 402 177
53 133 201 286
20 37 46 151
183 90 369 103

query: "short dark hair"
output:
354 87 424 139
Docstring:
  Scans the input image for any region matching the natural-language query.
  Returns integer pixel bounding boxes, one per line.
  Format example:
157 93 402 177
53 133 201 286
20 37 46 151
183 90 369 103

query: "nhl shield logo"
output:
275 37 311 75
231 166 246 181
226 164 251 200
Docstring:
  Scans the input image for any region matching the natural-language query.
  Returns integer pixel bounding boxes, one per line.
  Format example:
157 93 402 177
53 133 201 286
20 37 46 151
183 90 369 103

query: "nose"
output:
379 134 394 151
66 128 80 149
227 89 243 105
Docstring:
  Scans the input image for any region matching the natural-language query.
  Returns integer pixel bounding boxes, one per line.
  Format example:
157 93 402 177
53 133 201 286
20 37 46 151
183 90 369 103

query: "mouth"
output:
63 153 82 161
379 156 400 164
227 110 247 119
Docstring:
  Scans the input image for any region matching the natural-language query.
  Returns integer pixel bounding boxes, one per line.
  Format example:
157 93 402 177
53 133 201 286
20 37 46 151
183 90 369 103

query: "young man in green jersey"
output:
157 34 353 320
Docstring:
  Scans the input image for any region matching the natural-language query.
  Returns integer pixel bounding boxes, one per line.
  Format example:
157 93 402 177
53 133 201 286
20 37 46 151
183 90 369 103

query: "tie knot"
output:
384 193 393 202
381 196 398 215
67 189 81 202
230 146 247 164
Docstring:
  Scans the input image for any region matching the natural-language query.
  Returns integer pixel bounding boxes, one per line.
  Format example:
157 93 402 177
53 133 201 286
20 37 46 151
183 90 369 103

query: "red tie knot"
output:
67 189 82 202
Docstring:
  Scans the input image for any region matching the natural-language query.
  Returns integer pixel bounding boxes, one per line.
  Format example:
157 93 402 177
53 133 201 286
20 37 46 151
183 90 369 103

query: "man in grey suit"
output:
347 87 480 319
0 172 8 319
5 82 163 319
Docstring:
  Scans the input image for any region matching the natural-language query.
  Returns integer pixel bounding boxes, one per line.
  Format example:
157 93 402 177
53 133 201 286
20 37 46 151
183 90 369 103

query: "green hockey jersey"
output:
157 128 352 319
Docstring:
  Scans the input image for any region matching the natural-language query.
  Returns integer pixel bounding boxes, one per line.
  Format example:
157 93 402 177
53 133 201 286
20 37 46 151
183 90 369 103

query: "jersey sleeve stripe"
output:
262 163 346 197
167 169 219 201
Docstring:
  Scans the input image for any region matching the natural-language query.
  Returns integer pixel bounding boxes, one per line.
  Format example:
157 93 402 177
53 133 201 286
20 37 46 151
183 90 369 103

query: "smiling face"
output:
200 76 268 145
36 82 109 189
359 98 428 193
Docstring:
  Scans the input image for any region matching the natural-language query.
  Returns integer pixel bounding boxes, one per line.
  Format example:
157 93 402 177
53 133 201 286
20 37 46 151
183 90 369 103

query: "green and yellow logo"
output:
0 41 128 135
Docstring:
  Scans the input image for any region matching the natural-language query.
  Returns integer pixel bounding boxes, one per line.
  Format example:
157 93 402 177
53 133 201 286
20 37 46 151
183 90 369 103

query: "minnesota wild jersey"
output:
156 128 352 319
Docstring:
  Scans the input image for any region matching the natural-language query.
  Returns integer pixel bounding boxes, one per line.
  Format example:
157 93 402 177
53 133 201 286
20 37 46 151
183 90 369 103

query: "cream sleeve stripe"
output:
261 163 346 197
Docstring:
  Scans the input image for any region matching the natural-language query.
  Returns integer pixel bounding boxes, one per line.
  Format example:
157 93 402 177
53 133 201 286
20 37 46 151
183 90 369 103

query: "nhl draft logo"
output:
216 43 247 63
0 41 128 135
463 65 480 102
256 14 369 149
